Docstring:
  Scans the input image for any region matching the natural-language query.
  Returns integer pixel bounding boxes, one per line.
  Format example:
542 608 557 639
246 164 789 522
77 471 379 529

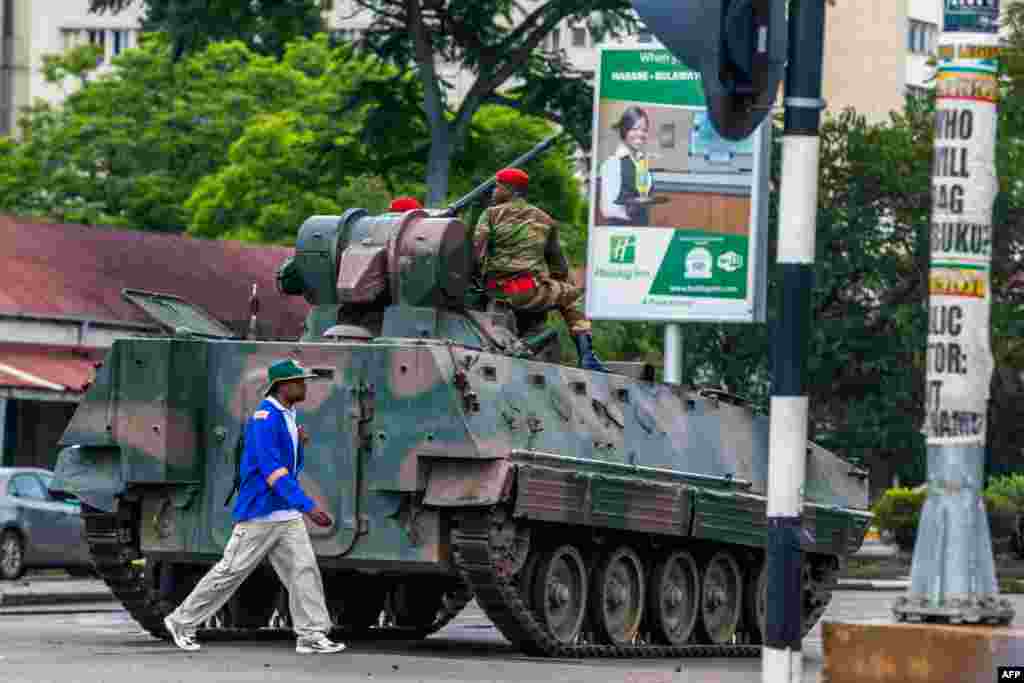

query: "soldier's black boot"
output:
573 333 608 373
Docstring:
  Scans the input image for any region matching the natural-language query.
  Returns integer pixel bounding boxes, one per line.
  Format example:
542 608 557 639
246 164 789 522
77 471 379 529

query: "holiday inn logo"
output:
609 234 637 264
595 233 651 280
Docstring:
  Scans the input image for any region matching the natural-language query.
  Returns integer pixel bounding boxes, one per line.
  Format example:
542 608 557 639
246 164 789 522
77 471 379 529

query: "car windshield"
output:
11 474 49 500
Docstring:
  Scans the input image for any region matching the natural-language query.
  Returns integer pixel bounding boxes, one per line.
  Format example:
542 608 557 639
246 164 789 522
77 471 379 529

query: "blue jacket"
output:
232 398 317 522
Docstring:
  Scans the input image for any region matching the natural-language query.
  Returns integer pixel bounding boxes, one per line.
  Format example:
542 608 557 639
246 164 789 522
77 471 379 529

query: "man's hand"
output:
298 425 310 447
307 506 333 528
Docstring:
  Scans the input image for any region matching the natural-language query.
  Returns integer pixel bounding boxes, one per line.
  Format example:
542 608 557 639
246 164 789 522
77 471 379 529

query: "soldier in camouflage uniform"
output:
474 168 607 372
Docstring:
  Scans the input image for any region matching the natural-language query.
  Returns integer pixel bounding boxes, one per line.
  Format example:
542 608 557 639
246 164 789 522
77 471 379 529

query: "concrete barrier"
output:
822 621 1024 683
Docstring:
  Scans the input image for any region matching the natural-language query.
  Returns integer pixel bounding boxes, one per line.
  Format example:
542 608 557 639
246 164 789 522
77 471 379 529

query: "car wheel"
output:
0 530 26 580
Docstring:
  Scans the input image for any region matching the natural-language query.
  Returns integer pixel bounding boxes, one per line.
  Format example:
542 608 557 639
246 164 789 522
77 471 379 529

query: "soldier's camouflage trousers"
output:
504 275 592 336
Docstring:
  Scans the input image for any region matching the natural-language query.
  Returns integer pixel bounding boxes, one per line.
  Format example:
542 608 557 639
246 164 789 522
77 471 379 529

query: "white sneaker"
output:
164 615 200 652
296 634 347 654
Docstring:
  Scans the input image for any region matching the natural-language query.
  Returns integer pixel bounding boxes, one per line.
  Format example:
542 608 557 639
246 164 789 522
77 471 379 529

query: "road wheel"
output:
696 551 743 644
590 546 645 646
532 544 588 645
745 561 767 644
0 530 25 580
647 550 700 646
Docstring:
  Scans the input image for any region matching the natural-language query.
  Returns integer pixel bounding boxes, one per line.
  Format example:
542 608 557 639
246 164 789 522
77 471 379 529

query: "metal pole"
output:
763 1 825 681
893 2 1013 627
664 323 683 385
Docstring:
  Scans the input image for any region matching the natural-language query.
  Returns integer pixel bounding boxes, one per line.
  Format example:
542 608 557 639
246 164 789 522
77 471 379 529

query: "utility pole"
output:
630 2 810 680
663 324 683 385
763 1 826 680
893 0 1014 627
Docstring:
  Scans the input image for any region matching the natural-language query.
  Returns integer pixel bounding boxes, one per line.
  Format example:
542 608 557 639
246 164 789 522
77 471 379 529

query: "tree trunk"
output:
425 123 452 207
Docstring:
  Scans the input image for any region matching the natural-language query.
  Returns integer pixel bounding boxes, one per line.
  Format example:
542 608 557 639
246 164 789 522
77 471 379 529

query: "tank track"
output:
81 506 470 642
450 508 762 658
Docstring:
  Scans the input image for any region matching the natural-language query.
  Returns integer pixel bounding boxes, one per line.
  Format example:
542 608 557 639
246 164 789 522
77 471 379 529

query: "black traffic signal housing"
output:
631 0 786 140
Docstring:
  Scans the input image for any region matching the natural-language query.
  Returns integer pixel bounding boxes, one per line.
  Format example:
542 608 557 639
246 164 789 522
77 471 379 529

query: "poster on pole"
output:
584 47 770 324
925 43 999 446
943 0 1000 34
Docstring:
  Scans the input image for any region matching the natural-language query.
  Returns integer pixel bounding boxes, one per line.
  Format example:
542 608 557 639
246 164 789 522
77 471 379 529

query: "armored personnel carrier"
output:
51 140 871 658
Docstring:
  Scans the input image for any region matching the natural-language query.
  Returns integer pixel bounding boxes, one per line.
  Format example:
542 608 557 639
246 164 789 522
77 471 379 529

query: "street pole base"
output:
892 595 1014 626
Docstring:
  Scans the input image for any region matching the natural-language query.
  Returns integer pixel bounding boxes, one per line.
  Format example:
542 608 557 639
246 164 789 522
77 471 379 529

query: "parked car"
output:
0 467 93 580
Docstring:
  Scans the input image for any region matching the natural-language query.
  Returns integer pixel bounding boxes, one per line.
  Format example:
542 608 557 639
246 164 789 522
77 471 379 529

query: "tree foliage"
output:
87 0 325 59
86 0 636 205
0 34 427 233
350 0 637 205
0 31 582 244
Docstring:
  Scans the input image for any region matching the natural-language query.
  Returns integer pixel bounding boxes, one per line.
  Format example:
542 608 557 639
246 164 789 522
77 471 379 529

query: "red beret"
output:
496 168 529 187
389 196 422 212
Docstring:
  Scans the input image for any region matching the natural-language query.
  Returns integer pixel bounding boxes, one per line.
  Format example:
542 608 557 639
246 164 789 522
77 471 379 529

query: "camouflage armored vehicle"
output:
51 141 871 659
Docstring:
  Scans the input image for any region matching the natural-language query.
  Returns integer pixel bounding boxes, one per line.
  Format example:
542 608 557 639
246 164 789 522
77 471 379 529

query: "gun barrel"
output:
441 133 562 216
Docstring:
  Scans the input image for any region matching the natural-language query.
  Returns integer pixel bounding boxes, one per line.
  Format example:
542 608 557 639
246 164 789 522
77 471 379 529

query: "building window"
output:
61 28 81 51
87 29 106 49
908 20 937 55
86 28 107 63
571 26 587 47
112 30 129 56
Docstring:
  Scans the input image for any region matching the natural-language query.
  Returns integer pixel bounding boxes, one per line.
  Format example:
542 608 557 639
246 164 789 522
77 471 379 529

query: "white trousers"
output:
166 517 331 640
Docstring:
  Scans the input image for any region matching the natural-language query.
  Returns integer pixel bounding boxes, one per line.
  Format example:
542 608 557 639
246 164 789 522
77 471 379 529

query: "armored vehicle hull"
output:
52 201 870 658
53 331 870 657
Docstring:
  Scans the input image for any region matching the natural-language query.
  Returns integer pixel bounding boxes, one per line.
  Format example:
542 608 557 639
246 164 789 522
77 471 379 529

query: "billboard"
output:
943 0 1000 33
584 47 771 324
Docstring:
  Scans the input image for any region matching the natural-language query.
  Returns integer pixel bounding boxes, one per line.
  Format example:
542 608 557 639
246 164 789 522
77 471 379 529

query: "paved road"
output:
2 591 1023 683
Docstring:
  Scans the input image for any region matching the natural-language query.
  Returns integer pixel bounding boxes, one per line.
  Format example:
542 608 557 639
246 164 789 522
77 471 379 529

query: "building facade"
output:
0 0 144 136
0 214 309 470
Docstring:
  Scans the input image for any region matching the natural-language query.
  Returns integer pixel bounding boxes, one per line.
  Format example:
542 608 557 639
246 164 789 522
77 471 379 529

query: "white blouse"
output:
599 144 648 222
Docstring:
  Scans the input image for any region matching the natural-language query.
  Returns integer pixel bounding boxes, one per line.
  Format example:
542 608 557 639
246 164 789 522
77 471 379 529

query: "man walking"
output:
163 359 346 655
474 167 607 372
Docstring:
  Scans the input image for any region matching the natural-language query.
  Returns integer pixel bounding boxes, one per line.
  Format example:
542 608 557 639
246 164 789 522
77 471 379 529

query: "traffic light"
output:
631 0 786 140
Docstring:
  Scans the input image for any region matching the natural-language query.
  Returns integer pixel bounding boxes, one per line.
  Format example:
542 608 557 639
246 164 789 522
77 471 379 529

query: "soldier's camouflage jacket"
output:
473 198 571 282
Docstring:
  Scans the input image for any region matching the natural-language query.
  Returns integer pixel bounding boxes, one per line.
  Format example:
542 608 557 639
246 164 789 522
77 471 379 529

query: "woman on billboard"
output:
599 106 655 227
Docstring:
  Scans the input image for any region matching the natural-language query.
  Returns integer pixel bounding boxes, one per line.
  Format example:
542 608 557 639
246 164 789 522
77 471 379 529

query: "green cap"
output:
265 359 316 395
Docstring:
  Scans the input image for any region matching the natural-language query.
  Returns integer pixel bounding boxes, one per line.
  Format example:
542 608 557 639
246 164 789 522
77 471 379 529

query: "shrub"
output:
984 492 1019 543
871 484 1021 553
871 487 927 551
985 474 1024 511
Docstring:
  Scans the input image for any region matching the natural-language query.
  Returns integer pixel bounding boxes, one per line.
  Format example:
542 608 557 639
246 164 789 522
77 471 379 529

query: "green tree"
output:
86 0 637 205
41 44 105 90
451 105 583 232
1 34 425 232
347 0 636 205
185 102 582 243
